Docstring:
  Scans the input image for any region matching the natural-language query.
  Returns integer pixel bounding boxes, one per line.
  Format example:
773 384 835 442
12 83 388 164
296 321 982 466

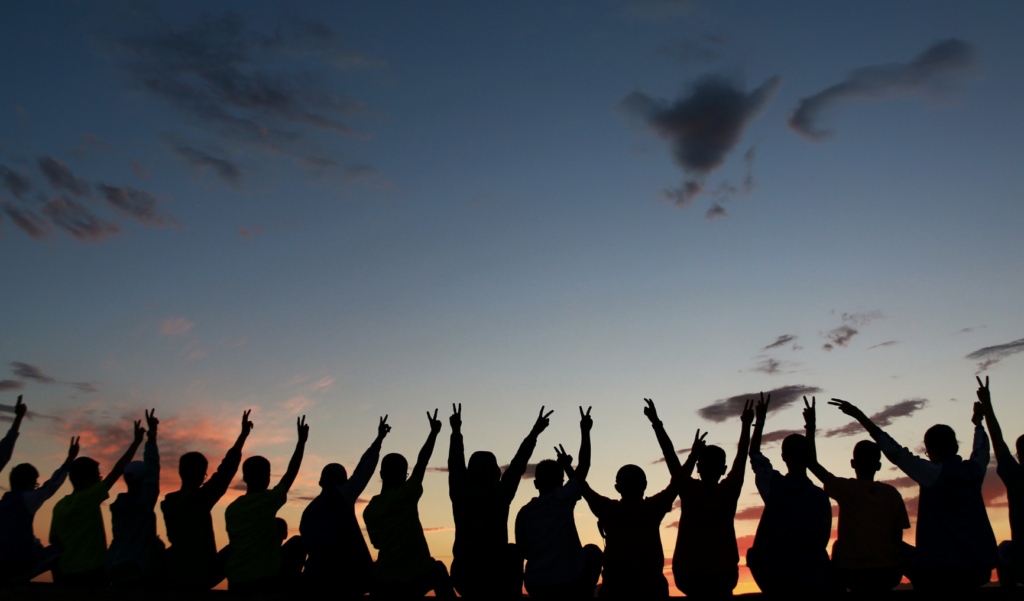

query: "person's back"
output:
108 414 162 586
516 464 587 594
364 478 435 583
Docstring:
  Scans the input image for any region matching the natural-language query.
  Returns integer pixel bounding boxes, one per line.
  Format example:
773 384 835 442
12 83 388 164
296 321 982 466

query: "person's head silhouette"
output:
614 464 647 500
380 453 408 491
69 457 101 491
533 459 564 495
781 433 810 473
467 451 501 486
697 445 728 483
1017 434 1024 463
178 451 209 489
122 461 147 493
319 463 348 488
924 424 958 463
9 463 39 492
851 440 882 479
242 456 272 493
276 517 289 544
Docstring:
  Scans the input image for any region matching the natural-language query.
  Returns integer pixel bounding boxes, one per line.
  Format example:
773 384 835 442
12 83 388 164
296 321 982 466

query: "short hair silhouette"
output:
924 425 958 460
179 451 208 484
242 456 271 489
319 463 347 487
69 457 100 489
467 451 500 485
697 445 727 480
1017 434 1024 460
10 463 38 491
534 459 562 486
852 440 882 469
276 517 288 543
380 453 408 486
781 434 809 467
614 464 647 497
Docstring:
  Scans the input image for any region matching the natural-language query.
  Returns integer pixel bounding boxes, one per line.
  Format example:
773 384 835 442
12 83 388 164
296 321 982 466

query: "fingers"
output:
700 431 708 442
539 406 545 418
16 395 22 406
433 408 439 421
579 406 584 418
544 410 554 419
559 444 566 455
977 376 984 387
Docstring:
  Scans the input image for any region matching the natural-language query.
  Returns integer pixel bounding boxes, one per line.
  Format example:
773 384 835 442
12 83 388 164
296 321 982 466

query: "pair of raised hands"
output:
447 404 593 436
128 408 161 444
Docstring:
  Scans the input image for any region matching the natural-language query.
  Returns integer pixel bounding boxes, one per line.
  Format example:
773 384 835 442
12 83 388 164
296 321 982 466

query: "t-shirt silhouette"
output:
0 464 68 581
672 468 744 573
515 478 586 589
998 452 1024 562
225 484 288 584
50 482 110 575
364 480 434 583
824 478 909 569
108 441 161 579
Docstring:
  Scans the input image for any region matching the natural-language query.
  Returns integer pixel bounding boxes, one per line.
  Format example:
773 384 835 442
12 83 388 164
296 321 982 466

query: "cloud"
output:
2 202 52 240
761 429 803 445
37 157 90 197
11 362 56 384
764 335 797 351
131 161 150 179
0 380 25 391
40 197 120 242
704 203 727 221
868 340 900 349
698 384 822 423
966 338 1024 374
652 448 691 464
751 358 784 374
500 463 540 479
96 183 178 227
423 527 455 533
620 75 780 207
160 317 195 336
240 226 262 238
825 398 928 438
735 505 764 521
823 326 858 350
821 311 883 351
170 144 242 185
879 476 915 489
789 39 976 141
0 403 62 423
0 165 32 199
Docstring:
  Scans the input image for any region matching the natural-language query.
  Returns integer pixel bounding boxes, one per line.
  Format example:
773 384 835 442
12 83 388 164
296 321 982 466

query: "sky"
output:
2 0 1023 594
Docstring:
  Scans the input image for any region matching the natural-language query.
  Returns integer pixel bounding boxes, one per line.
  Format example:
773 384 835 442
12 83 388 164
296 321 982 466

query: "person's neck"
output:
537 487 558 497
786 465 807 478
245 485 269 496
179 481 201 492
854 470 876 482
381 480 404 494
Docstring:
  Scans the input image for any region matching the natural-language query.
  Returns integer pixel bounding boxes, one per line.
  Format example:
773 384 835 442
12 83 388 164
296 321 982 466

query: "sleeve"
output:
270 482 290 509
141 440 160 508
579 480 612 519
341 439 382 504
750 451 775 500
87 482 110 506
23 465 68 514
0 429 18 472
202 447 243 508
448 431 467 501
648 484 677 514
870 428 941 487
500 432 537 501
969 424 990 473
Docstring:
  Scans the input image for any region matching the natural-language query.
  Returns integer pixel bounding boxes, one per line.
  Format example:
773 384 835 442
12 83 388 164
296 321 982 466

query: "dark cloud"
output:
37 157 90 197
698 384 822 423
823 325 858 350
2 202 52 240
652 448 691 464
70 382 99 394
704 203 727 220
41 197 120 242
789 39 976 141
171 145 241 185
879 476 915 489
131 161 150 179
0 380 25 391
868 340 900 349
620 75 780 207
0 404 62 423
761 429 803 445
97 183 178 227
764 335 797 350
0 165 32 199
966 338 1024 374
825 398 928 438
751 358 783 374
822 311 883 351
735 505 764 521
500 463 540 479
11 362 55 384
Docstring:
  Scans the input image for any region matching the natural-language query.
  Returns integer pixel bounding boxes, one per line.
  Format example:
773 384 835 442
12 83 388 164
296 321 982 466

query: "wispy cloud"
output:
867 340 900 350
822 311 883 351
966 338 1024 374
159 317 195 336
2 202 52 240
170 144 241 186
41 197 120 242
0 380 25 392
763 335 797 351
37 157 90 197
761 429 803 446
698 384 822 423
825 398 927 438
652 448 691 464
11 362 56 384
96 184 178 228
131 160 150 179
0 165 32 199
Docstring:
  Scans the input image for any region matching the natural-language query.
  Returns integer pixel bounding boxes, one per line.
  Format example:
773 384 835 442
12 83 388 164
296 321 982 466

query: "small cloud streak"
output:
652 448 691 464
160 317 195 336
825 398 928 438
37 157 90 197
0 165 32 199
763 335 797 351
966 338 1024 374
868 341 900 350
0 380 26 391
41 197 120 242
2 202 52 240
698 385 822 423
11 362 55 384
96 184 178 228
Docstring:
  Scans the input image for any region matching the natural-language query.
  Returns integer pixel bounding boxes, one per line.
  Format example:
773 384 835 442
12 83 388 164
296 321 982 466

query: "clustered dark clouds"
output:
698 384 822 423
620 75 780 208
752 358 783 375
825 398 927 438
822 311 882 351
789 39 976 141
7 362 97 395
966 338 1024 374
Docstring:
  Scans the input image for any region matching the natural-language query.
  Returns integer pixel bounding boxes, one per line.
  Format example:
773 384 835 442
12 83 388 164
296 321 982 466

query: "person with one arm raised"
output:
50 417 146 588
224 415 309 593
804 397 909 593
746 393 833 595
448 404 551 599
515 407 599 599
0 395 27 474
301 415 391 598
364 410 455 598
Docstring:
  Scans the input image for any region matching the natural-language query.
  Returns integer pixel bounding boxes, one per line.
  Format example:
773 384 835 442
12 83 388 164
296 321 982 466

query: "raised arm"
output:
103 419 145 491
977 377 1010 459
803 397 837 486
554 443 577 481
0 396 27 471
277 415 309 493
749 392 770 457
729 399 755 477
230 408 254 455
644 399 681 475
681 430 708 479
410 409 442 485
204 409 254 503
970 400 990 471
830 399 940 486
141 409 161 507
448 405 466 495
502 407 551 489
25 437 79 513
576 406 592 481
345 416 389 502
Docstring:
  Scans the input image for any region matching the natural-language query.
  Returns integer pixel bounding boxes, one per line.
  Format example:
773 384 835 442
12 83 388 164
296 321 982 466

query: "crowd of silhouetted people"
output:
0 376 1021 597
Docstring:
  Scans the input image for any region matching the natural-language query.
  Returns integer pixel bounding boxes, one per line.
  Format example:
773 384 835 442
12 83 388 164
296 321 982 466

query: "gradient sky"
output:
2 0 1023 594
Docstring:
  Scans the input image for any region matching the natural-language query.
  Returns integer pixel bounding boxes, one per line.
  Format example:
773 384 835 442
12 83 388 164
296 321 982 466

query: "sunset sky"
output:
2 0 1023 594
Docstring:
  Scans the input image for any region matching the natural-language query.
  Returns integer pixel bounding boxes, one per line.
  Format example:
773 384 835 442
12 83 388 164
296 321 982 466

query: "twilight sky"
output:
2 0 1023 593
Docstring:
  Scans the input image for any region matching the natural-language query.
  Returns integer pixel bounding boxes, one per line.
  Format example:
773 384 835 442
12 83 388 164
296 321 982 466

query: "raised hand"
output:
378 415 391 439
740 399 755 425
145 408 159 437
14 395 26 419
133 419 145 444
973 401 985 426
297 415 309 443
67 436 80 463
450 404 462 432
531 406 554 435
976 376 991 406
241 409 254 437
579 406 593 433
754 392 771 423
554 444 573 469
803 396 816 430
692 429 708 456
828 399 867 421
427 408 442 434
643 398 659 423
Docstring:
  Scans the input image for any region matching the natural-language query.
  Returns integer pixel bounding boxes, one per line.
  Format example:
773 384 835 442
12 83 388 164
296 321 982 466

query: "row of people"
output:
0 376 1020 597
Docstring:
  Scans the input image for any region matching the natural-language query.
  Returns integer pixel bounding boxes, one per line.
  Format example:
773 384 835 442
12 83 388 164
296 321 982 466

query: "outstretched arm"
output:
230 409 254 455
410 409 442 485
749 392 770 457
9 395 26 434
977 377 1010 459
970 400 990 471
103 419 145 491
204 410 254 504
25 437 79 514
503 407 552 490
554 444 578 481
644 399 681 475
344 416 389 503
681 430 708 479
277 416 309 493
142 409 161 507
830 399 940 486
448 405 466 495
803 397 837 487
0 396 27 472
729 399 755 477
576 406 592 481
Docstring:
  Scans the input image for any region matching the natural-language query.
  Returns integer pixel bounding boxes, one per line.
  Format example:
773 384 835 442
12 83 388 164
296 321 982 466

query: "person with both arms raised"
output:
301 415 391 598
447 404 551 598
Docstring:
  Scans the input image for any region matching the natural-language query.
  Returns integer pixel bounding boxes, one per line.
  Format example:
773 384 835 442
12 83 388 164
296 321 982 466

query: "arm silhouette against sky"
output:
501 407 551 495
576 406 592 481
681 430 708 479
411 409 442 485
976 377 1010 459
204 409 255 504
749 392 770 458
141 409 161 508
749 393 773 498
730 399 755 478
554 444 577 482
344 415 390 502
25 437 79 514
804 397 839 487
277 415 309 493
645 398 681 475
0 395 27 472
103 419 145 491
448 404 466 493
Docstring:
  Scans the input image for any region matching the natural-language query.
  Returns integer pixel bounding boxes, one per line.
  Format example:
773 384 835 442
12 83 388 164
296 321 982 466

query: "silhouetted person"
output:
225 415 309 593
747 393 832 595
364 410 454 598
301 415 391 597
0 396 26 474
515 408 600 599
448 404 551 598
50 418 145 588
977 377 1024 586
655 397 754 597
161 409 253 590
804 397 909 593
830 396 997 595
0 433 79 585
108 409 164 587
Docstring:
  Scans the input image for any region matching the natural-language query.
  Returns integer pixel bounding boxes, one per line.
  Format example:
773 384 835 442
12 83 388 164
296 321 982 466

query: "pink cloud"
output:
160 317 195 336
